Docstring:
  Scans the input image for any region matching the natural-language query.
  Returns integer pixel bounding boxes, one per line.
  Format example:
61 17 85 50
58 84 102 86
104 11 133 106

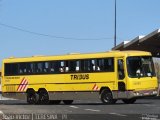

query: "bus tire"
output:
50 100 61 104
38 89 49 104
27 90 38 104
100 89 116 104
122 98 136 104
63 100 73 105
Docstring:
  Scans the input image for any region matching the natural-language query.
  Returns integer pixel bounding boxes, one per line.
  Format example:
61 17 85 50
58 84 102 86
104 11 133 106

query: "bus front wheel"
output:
100 89 117 104
27 90 38 104
122 98 136 104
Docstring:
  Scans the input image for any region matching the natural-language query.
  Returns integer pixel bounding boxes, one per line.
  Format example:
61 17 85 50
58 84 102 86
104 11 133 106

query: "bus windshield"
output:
127 56 156 78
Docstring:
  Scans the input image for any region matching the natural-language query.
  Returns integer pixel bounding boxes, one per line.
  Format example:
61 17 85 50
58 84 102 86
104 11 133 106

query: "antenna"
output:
114 0 117 47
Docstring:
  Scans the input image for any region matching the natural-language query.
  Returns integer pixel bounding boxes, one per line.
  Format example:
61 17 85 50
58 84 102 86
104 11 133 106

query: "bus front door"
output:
117 58 126 92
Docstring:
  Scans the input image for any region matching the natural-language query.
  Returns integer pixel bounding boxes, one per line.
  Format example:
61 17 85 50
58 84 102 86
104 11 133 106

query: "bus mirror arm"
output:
136 72 141 79
138 73 141 79
150 72 153 78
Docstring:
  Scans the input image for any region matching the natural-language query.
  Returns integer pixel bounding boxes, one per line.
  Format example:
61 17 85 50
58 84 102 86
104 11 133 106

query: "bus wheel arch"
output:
100 87 111 95
100 87 117 104
38 88 49 104
26 88 38 104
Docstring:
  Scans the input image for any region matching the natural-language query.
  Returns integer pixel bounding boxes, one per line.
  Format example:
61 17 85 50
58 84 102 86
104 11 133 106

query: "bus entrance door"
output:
117 58 126 92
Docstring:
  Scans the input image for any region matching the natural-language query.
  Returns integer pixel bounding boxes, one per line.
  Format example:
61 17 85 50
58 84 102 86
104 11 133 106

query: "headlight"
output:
134 92 140 96
153 91 157 94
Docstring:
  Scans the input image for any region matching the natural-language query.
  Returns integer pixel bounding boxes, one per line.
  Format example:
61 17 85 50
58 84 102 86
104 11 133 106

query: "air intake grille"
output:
6 86 16 92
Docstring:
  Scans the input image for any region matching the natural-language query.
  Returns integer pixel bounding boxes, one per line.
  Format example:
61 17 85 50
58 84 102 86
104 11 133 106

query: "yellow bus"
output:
1 51 158 104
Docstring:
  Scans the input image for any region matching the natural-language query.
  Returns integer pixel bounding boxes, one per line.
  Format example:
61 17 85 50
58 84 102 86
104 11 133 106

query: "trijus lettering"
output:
71 74 89 80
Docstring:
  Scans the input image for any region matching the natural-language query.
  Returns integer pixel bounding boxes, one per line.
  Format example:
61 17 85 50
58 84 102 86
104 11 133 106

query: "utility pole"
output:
114 0 117 47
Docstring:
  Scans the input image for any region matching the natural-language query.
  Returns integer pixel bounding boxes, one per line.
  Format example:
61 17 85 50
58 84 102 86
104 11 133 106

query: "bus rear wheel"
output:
100 89 117 104
63 100 73 105
122 98 136 104
27 90 38 104
38 90 49 104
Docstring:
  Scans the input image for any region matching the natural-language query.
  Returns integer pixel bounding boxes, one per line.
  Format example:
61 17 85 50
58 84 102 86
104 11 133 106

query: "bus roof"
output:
3 50 151 63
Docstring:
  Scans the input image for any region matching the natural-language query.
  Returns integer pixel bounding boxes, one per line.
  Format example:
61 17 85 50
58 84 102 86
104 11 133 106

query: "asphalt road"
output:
0 98 160 120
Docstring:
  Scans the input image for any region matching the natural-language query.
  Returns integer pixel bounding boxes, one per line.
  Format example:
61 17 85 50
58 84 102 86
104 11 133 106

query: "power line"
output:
0 22 114 41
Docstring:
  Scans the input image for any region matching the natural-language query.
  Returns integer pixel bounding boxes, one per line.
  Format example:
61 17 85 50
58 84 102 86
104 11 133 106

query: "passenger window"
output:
81 60 92 72
50 61 61 73
60 61 65 72
43 62 49 73
50 62 55 73
91 59 96 71
76 61 80 72
5 64 11 75
5 63 19 75
104 58 114 71
26 63 34 74
35 62 43 73
19 63 27 74
97 59 103 71
65 61 69 72
97 58 114 72
12 64 19 75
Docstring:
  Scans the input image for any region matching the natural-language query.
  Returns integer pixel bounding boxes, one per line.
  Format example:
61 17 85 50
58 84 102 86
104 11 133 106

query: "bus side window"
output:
35 62 43 73
50 61 60 73
104 58 114 72
76 61 80 72
80 60 85 72
43 62 49 73
49 62 55 73
26 63 34 74
94 59 100 71
53 61 60 73
84 60 92 71
69 60 78 72
97 59 103 71
5 64 11 75
96 58 114 72
19 63 27 74
59 61 65 72
91 59 96 71
65 61 69 72
26 63 30 73
5 63 19 75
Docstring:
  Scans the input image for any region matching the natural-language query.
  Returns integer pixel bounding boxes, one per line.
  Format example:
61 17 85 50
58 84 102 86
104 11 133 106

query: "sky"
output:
0 0 160 62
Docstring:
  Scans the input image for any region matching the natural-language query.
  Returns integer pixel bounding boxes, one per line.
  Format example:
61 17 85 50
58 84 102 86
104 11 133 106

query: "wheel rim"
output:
103 93 111 103
39 91 49 104
27 92 37 104
101 90 114 104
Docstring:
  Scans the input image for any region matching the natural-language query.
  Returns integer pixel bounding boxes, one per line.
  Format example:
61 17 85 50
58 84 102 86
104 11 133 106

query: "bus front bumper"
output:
113 89 158 99
131 89 158 98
